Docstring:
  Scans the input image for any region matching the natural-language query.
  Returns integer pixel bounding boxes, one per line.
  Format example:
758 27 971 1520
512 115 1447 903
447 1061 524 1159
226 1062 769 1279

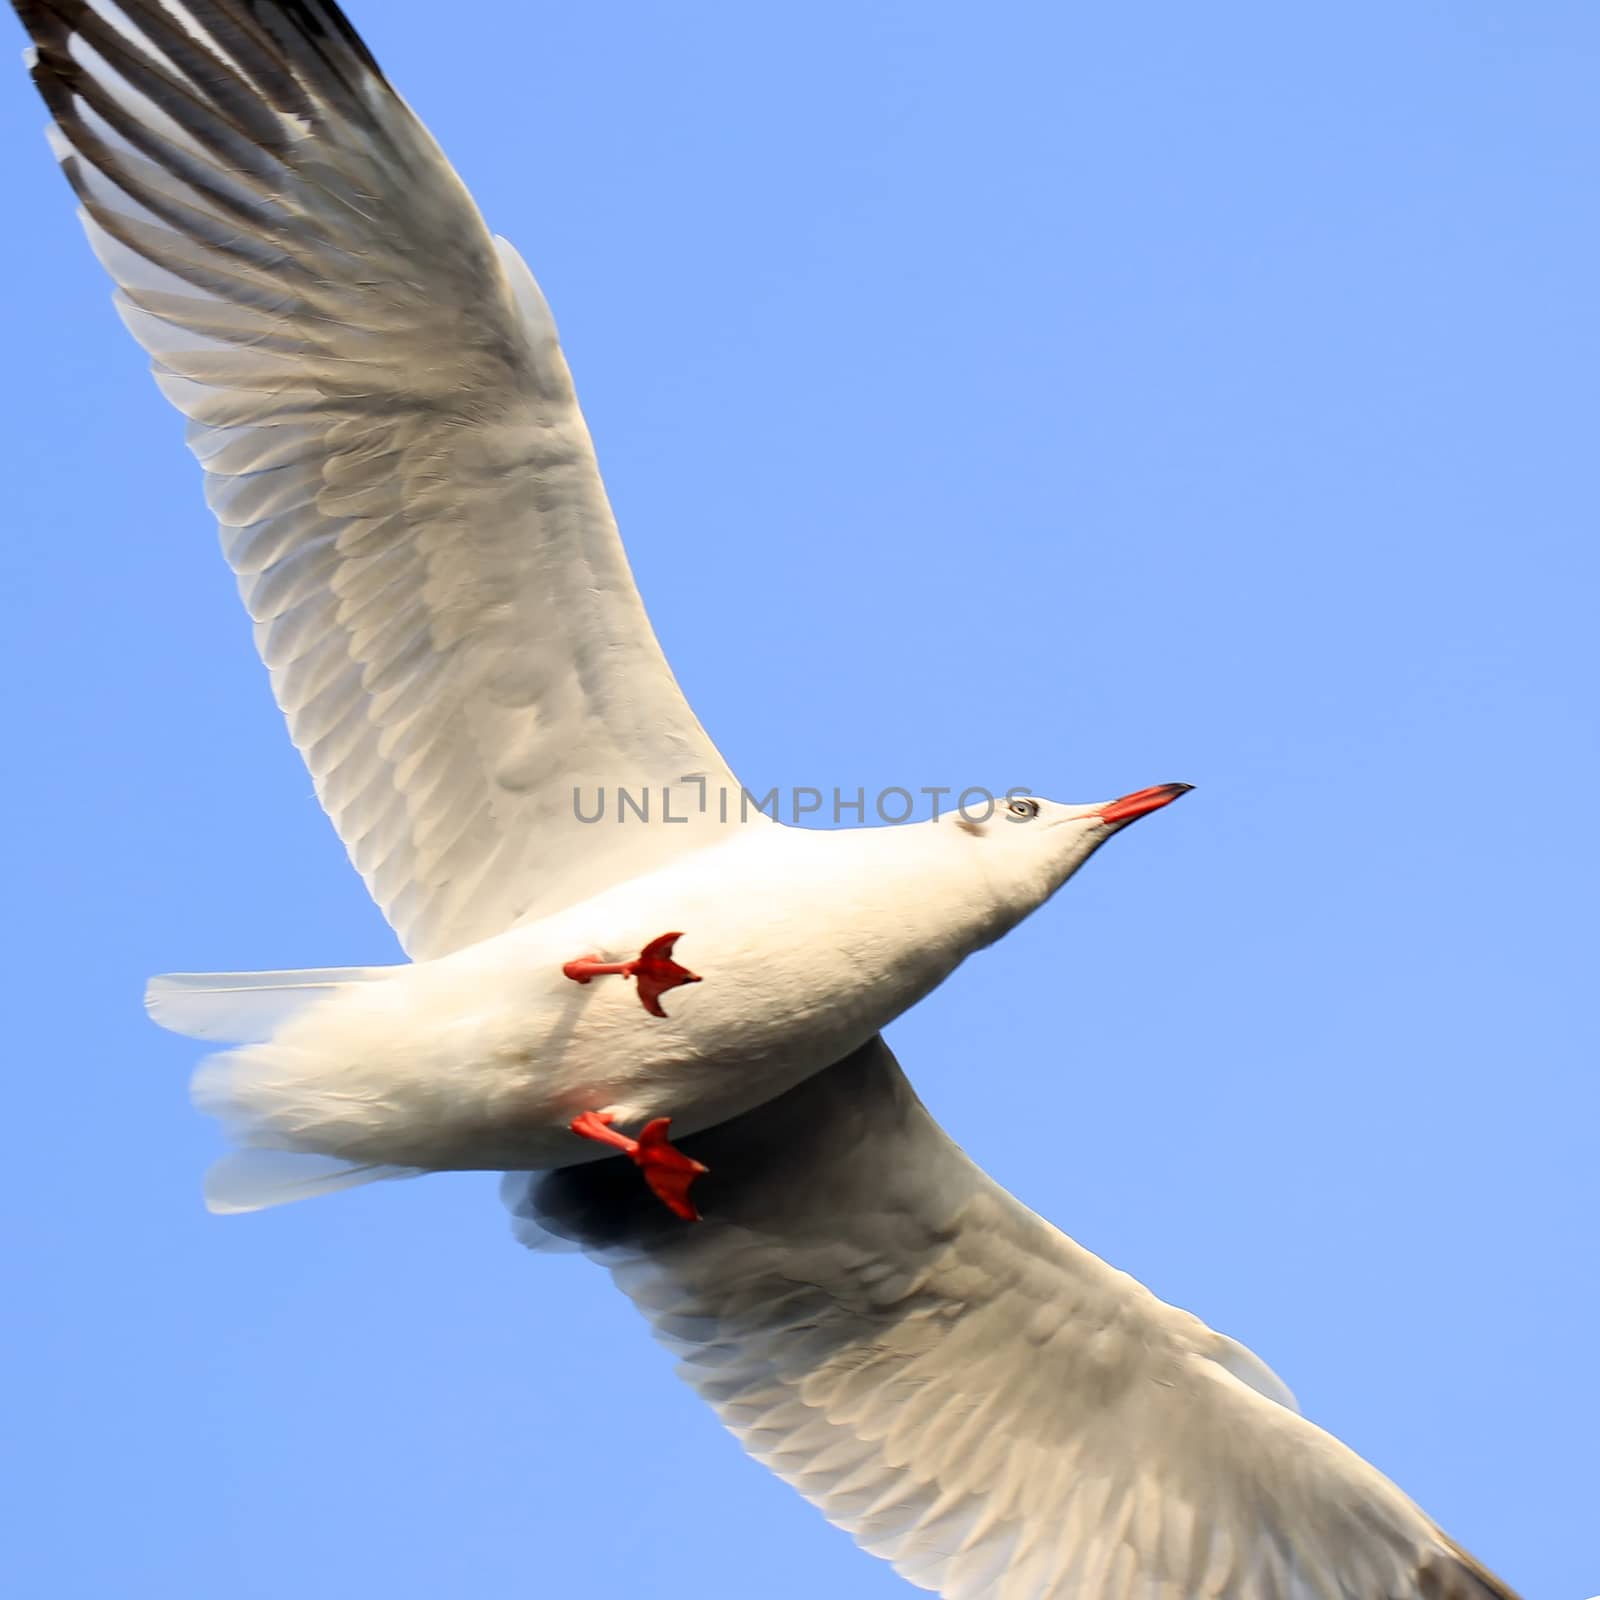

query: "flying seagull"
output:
9 3 1521 1595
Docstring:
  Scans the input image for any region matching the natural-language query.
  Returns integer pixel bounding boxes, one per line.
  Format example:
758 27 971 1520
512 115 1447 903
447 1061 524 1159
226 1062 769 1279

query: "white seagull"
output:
10 3 1520 1596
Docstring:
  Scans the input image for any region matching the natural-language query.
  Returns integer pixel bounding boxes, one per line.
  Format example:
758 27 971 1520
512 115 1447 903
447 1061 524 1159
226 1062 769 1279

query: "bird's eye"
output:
1007 798 1040 820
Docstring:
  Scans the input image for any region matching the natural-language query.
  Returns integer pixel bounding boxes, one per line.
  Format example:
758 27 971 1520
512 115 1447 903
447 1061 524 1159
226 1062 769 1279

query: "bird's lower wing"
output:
506 1037 1518 1600
15 0 742 960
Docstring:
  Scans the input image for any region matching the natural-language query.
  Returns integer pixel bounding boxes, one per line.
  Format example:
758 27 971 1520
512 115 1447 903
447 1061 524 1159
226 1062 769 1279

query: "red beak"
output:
1096 783 1194 826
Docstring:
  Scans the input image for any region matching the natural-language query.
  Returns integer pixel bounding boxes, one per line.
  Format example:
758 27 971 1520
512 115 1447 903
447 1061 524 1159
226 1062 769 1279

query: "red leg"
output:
561 956 631 985
570 1111 708 1222
568 1109 633 1151
561 932 702 1017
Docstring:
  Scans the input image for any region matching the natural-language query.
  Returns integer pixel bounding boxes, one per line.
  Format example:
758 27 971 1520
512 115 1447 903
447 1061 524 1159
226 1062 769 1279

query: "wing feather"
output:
509 1039 1520 1600
16 0 745 957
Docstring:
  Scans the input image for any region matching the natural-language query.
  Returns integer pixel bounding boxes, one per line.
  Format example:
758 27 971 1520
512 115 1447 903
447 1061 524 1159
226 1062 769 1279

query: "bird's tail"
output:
145 965 397 1042
201 1149 419 1213
147 964 420 1213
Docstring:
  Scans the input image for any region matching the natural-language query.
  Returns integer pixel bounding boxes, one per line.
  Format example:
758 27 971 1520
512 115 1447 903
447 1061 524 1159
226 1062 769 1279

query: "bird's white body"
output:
185 811 1083 1175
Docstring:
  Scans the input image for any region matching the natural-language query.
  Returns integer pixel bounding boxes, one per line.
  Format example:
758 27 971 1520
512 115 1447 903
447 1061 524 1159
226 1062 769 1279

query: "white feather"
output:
25 0 747 962
145 967 394 1042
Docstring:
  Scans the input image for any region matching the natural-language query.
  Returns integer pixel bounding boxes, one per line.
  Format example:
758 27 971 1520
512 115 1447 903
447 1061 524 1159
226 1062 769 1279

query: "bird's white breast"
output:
195 822 1001 1171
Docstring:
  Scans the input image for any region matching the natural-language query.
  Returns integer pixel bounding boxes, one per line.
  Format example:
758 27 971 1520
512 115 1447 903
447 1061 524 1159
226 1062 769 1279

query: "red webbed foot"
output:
570 1110 708 1221
561 932 702 1017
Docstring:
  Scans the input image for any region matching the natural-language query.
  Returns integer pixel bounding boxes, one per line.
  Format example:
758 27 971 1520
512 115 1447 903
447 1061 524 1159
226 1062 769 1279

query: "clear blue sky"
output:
2 4 1595 1596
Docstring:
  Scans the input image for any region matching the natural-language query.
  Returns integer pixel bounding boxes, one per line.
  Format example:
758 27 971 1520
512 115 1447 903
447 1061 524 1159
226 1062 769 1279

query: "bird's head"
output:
951 782 1193 937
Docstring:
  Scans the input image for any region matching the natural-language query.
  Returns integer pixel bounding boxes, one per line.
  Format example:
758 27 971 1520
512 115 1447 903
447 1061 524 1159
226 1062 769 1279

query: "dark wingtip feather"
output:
248 0 391 92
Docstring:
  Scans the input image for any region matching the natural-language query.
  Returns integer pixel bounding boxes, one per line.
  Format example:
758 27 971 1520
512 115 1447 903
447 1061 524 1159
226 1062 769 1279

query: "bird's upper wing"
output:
508 1037 1519 1600
15 0 744 960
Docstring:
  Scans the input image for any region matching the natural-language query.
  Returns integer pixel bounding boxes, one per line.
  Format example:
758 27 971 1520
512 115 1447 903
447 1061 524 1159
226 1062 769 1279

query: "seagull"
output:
8 3 1521 1596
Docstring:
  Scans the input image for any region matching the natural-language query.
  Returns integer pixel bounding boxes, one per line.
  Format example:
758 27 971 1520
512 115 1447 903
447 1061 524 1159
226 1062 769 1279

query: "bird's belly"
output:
199 848 967 1172
381 980 898 1172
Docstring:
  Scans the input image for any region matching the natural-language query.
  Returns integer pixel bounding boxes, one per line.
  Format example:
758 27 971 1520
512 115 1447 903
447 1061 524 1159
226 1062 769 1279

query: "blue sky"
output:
2 4 1595 1596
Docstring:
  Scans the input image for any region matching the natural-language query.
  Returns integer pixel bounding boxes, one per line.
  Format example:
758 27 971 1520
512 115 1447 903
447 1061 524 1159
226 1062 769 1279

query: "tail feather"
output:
152 964 422 1213
146 965 396 1042
204 1150 419 1214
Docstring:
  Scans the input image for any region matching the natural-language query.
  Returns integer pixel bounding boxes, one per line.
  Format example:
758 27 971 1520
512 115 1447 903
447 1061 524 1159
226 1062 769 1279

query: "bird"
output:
6 3 1522 1596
